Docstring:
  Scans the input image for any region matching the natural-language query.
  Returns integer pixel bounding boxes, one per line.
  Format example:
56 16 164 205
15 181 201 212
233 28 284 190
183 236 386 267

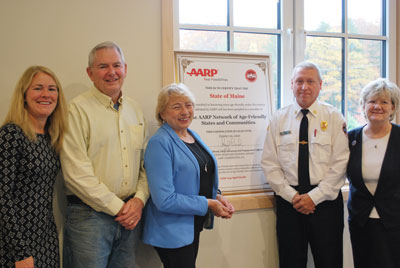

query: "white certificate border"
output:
175 51 274 193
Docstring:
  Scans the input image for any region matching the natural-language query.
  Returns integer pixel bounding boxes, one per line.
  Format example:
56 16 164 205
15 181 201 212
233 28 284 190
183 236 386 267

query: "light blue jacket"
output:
142 123 218 248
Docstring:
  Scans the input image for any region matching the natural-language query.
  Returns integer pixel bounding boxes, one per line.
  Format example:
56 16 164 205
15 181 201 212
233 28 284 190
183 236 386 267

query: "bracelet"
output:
217 189 222 195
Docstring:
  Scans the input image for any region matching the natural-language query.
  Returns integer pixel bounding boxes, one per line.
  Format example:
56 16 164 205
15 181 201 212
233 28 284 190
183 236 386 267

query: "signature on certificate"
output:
220 137 242 152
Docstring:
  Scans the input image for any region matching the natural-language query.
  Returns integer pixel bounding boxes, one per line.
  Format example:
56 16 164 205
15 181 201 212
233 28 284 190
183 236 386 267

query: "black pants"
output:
275 192 344 268
349 218 400 268
154 231 200 268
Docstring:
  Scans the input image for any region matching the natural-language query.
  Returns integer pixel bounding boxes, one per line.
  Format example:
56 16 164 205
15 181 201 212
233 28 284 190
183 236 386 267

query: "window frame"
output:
165 0 397 120
292 0 396 120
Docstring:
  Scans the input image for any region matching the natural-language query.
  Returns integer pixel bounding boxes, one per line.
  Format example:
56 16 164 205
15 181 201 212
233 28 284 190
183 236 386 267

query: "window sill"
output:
225 185 349 211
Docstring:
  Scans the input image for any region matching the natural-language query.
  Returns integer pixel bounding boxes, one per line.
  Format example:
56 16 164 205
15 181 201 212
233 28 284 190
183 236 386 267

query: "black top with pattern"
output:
0 124 60 267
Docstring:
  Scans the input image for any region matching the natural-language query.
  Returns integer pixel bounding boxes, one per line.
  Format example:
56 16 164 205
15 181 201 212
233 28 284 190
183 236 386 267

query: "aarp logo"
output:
186 68 218 77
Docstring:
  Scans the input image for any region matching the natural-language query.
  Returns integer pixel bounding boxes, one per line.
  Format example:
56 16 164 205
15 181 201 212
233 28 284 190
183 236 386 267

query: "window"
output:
171 0 396 129
303 0 390 129
178 0 281 105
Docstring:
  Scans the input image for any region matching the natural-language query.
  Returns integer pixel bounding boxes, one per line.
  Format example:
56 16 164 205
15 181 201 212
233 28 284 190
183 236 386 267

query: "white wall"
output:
136 206 354 268
0 1 354 267
137 208 279 268
0 0 162 133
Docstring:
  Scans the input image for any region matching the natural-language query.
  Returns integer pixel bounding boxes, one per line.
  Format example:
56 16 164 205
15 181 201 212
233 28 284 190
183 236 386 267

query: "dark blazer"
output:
347 123 400 229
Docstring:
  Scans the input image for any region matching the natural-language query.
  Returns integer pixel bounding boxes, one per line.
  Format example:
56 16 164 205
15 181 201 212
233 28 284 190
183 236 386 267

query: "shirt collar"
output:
294 100 320 118
91 87 124 109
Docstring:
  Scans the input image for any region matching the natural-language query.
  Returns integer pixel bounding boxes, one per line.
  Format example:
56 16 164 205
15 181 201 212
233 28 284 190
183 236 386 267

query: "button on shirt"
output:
261 100 349 205
61 87 149 216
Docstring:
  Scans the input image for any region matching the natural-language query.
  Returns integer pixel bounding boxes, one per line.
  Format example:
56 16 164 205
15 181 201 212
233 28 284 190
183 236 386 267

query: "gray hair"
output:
291 61 322 81
88 41 125 67
155 83 196 126
360 78 400 121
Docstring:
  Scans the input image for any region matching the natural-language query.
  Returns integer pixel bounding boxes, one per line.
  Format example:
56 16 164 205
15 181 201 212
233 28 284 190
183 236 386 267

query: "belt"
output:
67 194 135 205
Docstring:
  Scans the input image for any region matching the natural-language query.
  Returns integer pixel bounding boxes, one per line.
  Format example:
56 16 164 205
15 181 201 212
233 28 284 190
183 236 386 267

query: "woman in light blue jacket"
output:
142 83 234 268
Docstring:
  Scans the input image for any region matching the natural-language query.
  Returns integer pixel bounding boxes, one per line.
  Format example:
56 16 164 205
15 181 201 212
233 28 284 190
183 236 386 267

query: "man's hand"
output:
115 198 144 230
15 256 34 268
292 193 315 215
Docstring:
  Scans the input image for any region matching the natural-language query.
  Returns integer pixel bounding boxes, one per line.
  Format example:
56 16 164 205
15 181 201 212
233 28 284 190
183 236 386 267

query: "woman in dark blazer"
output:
347 78 400 268
142 83 234 268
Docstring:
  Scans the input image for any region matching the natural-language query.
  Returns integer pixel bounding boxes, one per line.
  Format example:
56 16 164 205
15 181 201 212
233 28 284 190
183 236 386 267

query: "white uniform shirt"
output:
61 87 149 216
261 100 349 205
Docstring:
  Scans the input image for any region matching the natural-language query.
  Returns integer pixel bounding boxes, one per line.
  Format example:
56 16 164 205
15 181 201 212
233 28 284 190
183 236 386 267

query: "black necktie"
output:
298 109 311 194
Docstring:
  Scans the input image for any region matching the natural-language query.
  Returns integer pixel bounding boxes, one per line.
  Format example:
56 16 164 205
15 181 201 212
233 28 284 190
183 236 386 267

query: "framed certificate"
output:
175 51 273 193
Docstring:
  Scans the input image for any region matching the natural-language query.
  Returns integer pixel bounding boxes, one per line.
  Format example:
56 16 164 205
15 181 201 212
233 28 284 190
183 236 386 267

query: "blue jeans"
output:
63 203 141 268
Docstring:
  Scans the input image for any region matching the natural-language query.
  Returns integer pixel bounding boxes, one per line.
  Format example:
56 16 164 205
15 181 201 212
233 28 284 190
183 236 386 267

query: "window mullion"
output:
293 0 305 64
228 0 233 51
343 0 348 118
343 37 348 117
280 0 295 107
179 24 230 31
386 0 396 82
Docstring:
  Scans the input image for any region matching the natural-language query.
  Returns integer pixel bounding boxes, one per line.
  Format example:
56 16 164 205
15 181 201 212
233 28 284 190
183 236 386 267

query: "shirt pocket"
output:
277 135 296 165
129 125 145 150
310 134 332 164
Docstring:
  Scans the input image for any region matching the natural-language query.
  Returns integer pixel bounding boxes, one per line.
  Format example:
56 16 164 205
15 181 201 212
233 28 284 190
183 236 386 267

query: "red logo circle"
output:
245 69 257 82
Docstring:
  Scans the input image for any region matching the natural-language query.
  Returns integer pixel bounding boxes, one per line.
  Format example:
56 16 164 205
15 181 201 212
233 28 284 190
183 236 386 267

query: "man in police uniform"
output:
261 62 349 268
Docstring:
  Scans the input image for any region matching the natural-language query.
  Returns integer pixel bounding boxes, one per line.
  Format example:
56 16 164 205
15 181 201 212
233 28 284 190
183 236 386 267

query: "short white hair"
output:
292 61 322 81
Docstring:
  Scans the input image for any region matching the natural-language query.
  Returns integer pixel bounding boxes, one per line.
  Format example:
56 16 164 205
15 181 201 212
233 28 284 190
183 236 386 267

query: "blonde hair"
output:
155 83 196 126
3 66 68 153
